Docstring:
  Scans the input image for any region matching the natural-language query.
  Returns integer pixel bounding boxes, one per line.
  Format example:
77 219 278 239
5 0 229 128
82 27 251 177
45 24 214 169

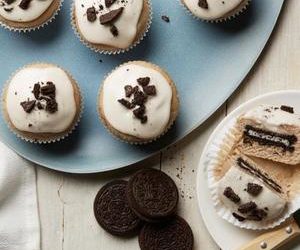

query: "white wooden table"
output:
37 1 300 249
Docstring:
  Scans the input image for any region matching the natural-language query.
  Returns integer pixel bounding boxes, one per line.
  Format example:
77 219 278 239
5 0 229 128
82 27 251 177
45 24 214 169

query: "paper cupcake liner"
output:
70 0 152 55
206 120 300 230
97 60 179 145
180 0 250 23
0 0 63 32
1 62 84 144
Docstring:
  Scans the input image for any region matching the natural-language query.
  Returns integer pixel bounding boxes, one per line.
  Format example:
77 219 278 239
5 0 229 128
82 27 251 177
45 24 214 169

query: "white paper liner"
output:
206 116 300 230
97 60 179 144
0 0 63 32
180 0 250 23
70 0 152 55
1 62 84 144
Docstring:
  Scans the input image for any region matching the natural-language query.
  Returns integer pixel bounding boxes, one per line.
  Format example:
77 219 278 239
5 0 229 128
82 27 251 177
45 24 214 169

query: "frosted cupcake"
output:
72 0 151 54
2 63 82 143
98 61 179 144
0 0 62 31
181 0 249 22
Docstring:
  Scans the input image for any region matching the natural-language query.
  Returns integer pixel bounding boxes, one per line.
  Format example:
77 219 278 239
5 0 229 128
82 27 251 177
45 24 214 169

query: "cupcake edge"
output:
98 61 179 144
0 0 63 32
180 0 251 23
1 62 84 144
70 0 152 55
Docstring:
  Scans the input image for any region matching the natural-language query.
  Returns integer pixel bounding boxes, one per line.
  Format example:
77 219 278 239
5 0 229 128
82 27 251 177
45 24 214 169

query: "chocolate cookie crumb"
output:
280 105 294 114
223 187 240 203
232 213 245 222
4 0 15 4
238 202 257 214
247 183 263 196
28 123 32 127
45 98 58 113
137 77 150 86
143 85 156 96
161 15 170 23
247 209 267 221
19 0 32 10
100 7 123 24
32 83 40 99
124 85 133 97
110 25 118 37
41 82 55 96
118 98 135 109
198 0 208 9
4 7 13 11
132 91 147 106
105 0 116 8
36 102 43 110
87 7 97 22
20 100 36 113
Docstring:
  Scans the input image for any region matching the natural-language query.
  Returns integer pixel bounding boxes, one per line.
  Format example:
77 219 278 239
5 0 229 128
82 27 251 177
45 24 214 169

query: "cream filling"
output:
102 63 172 139
0 0 54 22
75 0 143 49
5 66 77 133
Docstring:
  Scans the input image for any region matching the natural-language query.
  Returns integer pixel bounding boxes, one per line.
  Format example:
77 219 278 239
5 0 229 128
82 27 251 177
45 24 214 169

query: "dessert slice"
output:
218 154 287 223
236 105 300 164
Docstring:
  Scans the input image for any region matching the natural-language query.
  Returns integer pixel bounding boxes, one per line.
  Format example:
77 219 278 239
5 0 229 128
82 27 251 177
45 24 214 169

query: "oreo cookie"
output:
139 216 194 250
93 180 142 236
127 169 179 222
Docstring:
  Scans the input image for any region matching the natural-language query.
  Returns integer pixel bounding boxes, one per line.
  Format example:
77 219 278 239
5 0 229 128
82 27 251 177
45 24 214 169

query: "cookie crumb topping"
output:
117 77 157 124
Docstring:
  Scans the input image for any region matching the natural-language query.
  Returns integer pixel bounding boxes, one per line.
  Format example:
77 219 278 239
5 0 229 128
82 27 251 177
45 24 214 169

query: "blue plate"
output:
0 0 284 173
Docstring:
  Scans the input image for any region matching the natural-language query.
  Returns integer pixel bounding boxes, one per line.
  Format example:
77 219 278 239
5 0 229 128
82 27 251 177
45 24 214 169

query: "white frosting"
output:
242 105 300 132
75 0 143 49
5 66 77 133
0 0 54 22
183 0 245 20
218 166 286 221
102 63 173 139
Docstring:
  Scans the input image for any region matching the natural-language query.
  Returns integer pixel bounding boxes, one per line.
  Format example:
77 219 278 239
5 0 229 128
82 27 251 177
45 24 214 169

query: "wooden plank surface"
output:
37 1 300 249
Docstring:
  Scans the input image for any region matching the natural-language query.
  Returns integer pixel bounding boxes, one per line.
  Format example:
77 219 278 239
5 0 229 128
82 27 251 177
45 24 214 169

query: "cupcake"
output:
181 0 249 22
209 149 292 230
98 61 179 144
72 0 151 54
236 105 300 165
2 63 82 143
0 0 62 31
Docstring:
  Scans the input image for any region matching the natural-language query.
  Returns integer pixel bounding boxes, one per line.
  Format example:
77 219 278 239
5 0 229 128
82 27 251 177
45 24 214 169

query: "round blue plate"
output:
0 0 284 173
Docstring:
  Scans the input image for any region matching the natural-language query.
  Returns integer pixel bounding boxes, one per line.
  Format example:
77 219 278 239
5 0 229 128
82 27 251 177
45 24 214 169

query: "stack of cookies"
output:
93 168 194 250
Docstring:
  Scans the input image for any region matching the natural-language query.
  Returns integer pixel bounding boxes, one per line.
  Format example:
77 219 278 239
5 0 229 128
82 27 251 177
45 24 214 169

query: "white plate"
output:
196 90 300 250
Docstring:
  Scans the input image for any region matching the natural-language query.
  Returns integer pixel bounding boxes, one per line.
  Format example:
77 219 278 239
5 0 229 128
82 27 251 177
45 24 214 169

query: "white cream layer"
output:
218 166 286 221
183 0 245 20
102 63 172 139
6 66 77 133
242 105 300 133
75 0 143 49
0 0 54 22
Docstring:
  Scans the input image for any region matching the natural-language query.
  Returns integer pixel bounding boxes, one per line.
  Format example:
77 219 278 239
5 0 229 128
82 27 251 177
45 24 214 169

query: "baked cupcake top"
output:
242 105 300 130
218 155 287 223
75 0 144 49
101 62 173 140
0 0 55 22
183 0 246 21
4 64 77 133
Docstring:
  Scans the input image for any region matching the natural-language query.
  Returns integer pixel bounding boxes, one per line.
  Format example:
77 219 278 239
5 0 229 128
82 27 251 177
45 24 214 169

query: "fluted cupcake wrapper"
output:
1 62 84 144
0 0 63 32
97 60 179 145
180 0 250 23
206 116 300 230
70 0 152 55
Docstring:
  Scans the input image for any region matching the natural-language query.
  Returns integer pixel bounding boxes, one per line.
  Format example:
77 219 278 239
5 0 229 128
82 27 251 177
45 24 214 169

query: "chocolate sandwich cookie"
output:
139 216 194 250
94 180 142 236
127 168 179 222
